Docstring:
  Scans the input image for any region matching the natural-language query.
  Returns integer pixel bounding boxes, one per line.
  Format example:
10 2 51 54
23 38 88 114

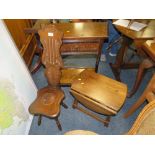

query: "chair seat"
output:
29 86 64 118
71 70 127 115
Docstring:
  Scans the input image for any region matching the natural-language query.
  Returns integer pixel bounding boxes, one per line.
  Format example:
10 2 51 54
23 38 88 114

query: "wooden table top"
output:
114 19 155 40
27 19 108 40
71 70 127 112
143 40 155 61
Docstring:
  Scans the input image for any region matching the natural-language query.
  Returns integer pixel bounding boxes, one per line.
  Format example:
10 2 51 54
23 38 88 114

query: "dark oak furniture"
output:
110 20 155 97
70 70 127 127
25 20 108 85
29 25 68 131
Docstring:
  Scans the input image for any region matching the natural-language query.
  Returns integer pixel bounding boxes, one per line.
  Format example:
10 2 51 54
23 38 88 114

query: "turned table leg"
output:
127 58 154 98
95 39 104 72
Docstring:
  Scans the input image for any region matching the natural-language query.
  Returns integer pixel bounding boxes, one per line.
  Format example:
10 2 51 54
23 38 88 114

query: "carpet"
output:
29 51 153 135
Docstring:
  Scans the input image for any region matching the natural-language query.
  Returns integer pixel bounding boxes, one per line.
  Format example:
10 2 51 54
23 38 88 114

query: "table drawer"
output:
60 43 100 53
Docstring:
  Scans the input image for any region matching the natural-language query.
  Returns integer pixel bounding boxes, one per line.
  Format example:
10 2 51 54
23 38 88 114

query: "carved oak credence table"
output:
25 20 108 85
110 19 155 97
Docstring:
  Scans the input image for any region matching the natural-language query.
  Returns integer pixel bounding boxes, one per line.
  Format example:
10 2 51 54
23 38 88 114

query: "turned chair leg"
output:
55 117 62 131
38 115 42 126
61 102 68 109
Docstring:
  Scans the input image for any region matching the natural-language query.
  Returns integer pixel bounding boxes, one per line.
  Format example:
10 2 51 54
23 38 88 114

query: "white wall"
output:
0 20 37 134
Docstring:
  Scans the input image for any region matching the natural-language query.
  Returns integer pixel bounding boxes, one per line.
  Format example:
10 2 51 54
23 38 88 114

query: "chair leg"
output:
109 37 129 82
38 115 42 126
61 102 68 109
104 116 111 127
55 117 62 131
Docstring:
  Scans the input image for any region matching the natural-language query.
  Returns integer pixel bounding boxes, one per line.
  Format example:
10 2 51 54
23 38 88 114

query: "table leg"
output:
104 116 111 127
95 39 104 72
109 36 129 81
127 58 154 97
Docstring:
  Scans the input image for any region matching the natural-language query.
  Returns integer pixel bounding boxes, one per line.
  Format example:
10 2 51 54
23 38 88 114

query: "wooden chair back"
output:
38 24 63 68
38 25 64 87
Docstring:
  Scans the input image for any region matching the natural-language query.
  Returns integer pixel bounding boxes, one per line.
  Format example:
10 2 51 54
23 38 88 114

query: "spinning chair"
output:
29 25 68 131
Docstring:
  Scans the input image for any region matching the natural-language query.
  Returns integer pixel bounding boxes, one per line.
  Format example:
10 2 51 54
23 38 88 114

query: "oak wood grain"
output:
142 40 155 61
71 70 127 114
